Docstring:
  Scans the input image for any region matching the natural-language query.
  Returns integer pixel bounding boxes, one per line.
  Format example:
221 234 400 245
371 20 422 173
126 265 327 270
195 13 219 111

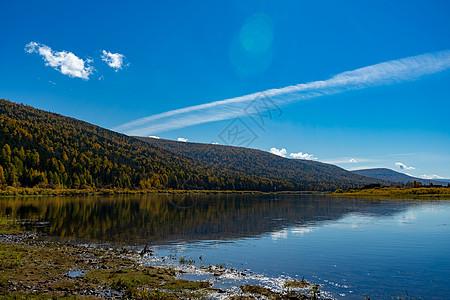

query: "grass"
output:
285 278 310 289
0 216 23 234
240 284 276 298
329 186 450 198
0 185 323 198
239 284 319 299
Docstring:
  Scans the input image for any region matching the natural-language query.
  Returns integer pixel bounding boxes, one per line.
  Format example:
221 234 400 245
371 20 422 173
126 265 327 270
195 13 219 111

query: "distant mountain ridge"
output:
136 137 391 190
351 168 449 186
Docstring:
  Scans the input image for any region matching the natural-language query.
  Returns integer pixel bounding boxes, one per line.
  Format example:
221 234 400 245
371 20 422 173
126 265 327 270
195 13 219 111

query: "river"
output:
1 193 449 299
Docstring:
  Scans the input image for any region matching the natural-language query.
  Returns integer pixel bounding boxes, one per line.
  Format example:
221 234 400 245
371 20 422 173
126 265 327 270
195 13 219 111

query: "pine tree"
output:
0 165 5 184
2 144 11 164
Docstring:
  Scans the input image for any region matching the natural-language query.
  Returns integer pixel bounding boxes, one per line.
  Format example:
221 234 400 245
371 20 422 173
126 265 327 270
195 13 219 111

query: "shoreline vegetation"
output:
330 186 450 198
0 186 324 197
0 218 329 299
1 185 450 199
2 185 450 198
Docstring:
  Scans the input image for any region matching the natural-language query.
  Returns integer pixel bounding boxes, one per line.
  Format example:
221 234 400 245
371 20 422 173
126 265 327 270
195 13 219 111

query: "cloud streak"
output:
420 174 444 180
115 50 450 136
290 152 317 160
25 42 94 80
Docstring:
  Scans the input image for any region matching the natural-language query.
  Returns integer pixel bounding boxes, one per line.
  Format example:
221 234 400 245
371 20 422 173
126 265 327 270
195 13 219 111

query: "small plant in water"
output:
308 284 321 300
215 262 226 269
393 290 416 300
178 256 195 265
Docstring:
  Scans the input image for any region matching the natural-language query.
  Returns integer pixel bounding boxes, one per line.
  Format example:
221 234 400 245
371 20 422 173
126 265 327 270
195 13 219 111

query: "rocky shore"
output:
0 219 331 299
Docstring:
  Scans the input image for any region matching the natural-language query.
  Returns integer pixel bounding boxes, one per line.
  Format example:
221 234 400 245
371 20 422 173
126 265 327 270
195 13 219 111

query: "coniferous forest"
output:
0 98 385 192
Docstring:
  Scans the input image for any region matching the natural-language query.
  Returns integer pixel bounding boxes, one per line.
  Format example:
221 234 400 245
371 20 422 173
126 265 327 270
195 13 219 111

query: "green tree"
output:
2 143 11 164
0 165 5 184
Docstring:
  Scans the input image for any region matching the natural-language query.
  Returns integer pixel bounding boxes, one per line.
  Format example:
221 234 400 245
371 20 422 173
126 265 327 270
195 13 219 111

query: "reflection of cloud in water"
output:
271 228 288 240
419 203 447 213
290 226 314 236
327 213 379 229
397 211 417 225
272 226 315 240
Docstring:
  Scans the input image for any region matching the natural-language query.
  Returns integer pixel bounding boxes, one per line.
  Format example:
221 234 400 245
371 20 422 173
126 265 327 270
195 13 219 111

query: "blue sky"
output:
1 0 449 178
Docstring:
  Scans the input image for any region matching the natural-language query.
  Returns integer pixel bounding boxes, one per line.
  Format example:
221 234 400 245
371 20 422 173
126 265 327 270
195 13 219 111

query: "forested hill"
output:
137 137 390 190
0 98 291 191
0 98 388 192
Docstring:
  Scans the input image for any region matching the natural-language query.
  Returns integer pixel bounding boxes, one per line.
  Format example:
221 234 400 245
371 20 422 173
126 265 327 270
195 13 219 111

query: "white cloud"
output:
149 136 160 139
349 158 357 163
211 142 219 144
395 162 415 170
290 152 317 160
420 174 444 179
101 50 126 71
25 42 94 80
348 165 384 171
115 50 450 135
177 137 188 142
270 147 287 157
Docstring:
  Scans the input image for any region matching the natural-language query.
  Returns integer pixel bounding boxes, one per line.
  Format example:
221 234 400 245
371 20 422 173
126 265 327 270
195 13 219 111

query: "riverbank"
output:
0 218 328 299
329 186 450 198
0 186 323 197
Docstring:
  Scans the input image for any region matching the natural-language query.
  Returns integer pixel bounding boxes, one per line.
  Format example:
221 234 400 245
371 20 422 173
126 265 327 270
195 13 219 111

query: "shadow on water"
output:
0 193 418 245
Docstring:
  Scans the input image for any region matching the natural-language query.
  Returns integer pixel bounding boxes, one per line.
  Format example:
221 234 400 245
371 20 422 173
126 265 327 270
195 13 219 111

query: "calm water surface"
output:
1 194 449 299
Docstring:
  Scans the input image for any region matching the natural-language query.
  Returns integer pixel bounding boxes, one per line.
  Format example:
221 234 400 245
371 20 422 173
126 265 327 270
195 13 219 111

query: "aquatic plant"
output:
308 284 321 299
178 255 195 265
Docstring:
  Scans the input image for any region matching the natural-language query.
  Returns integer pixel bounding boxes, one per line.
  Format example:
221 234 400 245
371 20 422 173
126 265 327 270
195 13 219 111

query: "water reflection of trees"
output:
0 194 411 245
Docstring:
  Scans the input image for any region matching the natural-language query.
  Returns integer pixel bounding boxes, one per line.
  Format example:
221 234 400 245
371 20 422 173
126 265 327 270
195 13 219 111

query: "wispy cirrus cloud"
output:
115 50 450 136
25 42 94 80
323 157 372 164
395 162 415 170
420 174 444 179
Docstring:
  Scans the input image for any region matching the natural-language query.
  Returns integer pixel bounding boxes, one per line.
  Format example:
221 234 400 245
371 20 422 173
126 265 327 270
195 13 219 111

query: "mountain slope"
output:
351 168 449 186
0 99 294 191
136 137 391 190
